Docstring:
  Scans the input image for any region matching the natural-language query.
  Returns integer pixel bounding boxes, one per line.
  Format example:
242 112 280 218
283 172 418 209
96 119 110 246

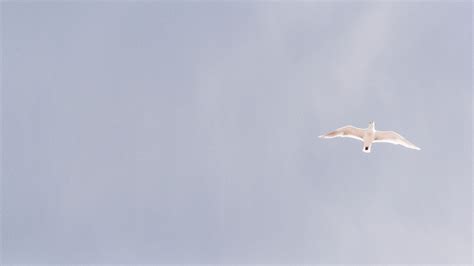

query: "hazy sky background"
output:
2 1 472 264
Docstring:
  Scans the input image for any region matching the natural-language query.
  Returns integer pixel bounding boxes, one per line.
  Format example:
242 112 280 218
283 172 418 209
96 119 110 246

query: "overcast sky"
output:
2 1 472 264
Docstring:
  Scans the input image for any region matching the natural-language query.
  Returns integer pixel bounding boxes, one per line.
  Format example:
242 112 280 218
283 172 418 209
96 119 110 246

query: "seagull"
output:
319 121 420 153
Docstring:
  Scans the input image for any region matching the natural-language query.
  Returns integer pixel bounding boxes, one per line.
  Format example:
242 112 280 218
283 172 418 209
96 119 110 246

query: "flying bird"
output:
319 121 420 153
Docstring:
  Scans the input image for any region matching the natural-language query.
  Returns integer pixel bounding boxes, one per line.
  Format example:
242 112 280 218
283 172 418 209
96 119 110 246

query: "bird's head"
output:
368 121 375 129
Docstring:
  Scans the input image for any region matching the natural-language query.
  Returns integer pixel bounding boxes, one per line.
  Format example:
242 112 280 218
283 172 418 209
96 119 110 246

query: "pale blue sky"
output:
1 1 472 264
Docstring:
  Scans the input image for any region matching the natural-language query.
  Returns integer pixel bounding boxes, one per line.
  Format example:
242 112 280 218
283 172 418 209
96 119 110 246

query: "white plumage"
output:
319 122 420 153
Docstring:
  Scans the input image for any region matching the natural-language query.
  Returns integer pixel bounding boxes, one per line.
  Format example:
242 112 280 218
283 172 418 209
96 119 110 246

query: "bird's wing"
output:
319 125 365 141
373 130 420 150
